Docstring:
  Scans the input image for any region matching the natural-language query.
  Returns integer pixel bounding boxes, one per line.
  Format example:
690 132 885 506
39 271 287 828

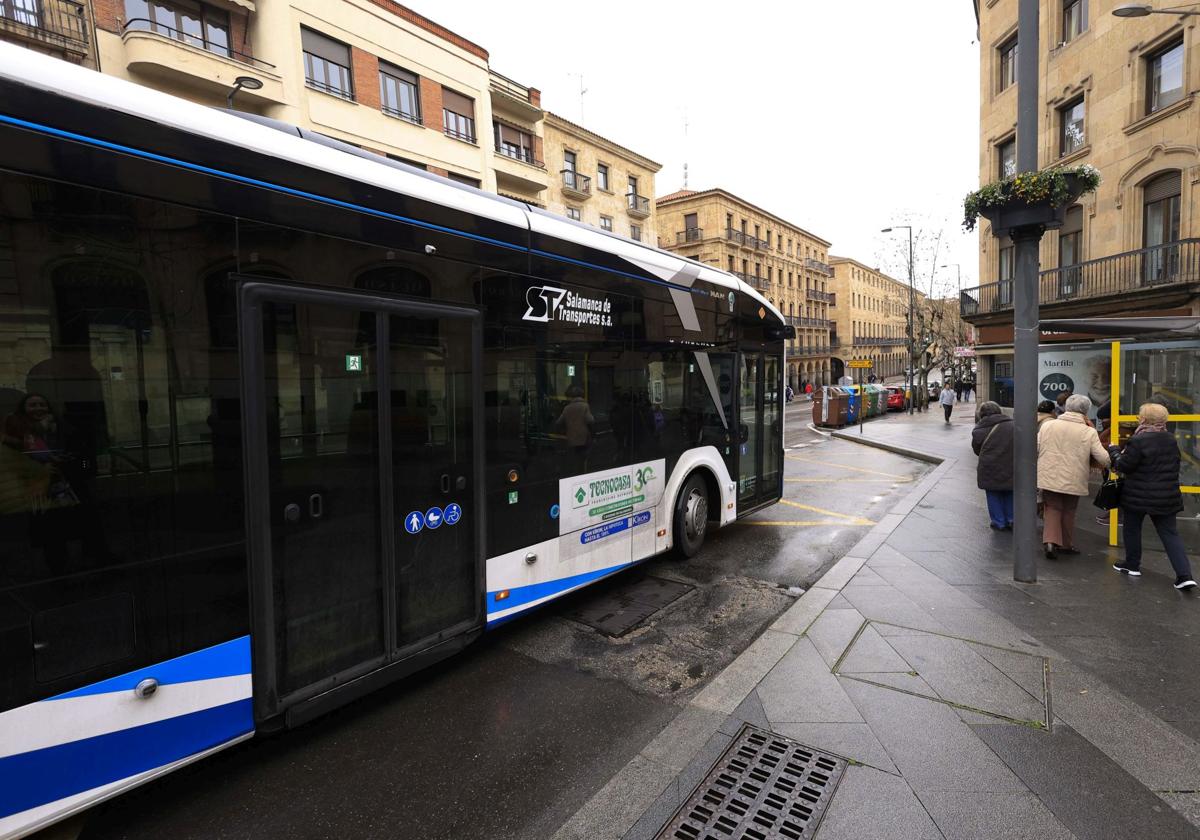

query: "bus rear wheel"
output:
673 473 709 558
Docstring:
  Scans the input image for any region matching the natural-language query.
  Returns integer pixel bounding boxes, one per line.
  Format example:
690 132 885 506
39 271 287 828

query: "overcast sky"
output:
426 1 981 297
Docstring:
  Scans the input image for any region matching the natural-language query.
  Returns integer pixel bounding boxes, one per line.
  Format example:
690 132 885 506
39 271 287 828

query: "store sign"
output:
1037 346 1111 418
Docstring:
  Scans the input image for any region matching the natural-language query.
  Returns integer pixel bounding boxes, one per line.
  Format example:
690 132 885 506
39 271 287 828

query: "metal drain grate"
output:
656 725 845 840
564 576 693 637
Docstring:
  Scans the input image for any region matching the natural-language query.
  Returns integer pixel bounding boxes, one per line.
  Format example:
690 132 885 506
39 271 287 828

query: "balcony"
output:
560 170 592 200
121 20 284 104
789 344 831 357
732 271 770 292
626 193 651 218
0 0 89 60
805 257 834 276
493 145 548 196
789 316 833 329
960 239 1200 320
676 228 703 245
726 228 749 247
806 289 835 305
489 70 542 122
852 337 905 346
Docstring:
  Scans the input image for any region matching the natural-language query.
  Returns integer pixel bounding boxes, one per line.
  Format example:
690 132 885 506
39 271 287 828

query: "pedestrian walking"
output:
939 383 956 423
785 384 794 403
955 380 964 402
1109 403 1196 590
972 401 1014 529
1037 394 1109 558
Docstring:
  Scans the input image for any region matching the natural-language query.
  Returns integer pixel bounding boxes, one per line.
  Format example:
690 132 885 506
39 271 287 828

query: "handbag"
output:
1093 474 1123 510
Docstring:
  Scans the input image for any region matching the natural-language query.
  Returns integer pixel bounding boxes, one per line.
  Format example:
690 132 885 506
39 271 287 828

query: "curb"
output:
551 441 949 840
829 429 944 464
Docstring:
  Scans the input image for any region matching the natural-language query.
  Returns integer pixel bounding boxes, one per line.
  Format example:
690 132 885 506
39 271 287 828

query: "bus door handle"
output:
308 493 323 519
455 475 467 491
440 474 451 494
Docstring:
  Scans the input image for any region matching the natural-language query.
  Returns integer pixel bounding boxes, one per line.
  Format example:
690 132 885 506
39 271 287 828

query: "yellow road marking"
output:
785 455 909 479
785 478 911 484
777 498 873 523
739 519 875 527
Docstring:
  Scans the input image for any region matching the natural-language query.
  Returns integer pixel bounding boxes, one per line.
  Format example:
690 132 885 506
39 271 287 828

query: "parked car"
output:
885 385 907 411
927 381 941 400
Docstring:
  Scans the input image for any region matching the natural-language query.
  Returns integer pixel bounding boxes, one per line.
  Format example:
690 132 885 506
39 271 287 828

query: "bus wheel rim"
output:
685 488 707 542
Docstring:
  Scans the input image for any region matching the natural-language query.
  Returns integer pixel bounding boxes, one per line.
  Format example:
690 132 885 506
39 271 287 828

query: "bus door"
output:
238 280 481 722
737 352 784 510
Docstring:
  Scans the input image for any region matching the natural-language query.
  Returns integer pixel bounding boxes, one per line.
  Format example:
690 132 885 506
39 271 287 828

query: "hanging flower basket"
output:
963 164 1100 236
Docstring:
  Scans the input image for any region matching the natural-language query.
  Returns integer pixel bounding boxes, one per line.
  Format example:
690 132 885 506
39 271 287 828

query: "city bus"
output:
0 43 790 837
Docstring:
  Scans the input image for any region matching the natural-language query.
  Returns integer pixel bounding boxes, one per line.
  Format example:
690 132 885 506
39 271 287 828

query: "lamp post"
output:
882 225 915 414
226 75 264 110
1112 3 1200 16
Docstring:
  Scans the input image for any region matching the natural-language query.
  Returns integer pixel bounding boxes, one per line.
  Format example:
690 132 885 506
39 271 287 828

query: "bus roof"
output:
0 41 780 322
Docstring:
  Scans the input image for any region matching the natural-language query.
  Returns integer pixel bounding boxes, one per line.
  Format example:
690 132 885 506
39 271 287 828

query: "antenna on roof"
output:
568 73 588 124
682 106 689 189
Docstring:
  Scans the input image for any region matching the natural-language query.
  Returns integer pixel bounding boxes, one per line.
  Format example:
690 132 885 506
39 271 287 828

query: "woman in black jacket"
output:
972 401 1014 529
1109 402 1196 590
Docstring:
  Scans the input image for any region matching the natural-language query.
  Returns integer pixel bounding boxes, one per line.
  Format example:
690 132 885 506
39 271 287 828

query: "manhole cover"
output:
564 576 693 637
655 724 845 840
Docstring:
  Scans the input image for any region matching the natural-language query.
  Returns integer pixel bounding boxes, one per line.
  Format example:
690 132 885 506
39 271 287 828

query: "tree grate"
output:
655 725 845 840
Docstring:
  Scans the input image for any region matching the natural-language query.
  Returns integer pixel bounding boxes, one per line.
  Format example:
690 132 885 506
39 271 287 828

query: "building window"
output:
1143 170 1182 282
1062 0 1086 43
997 137 1016 179
1058 205 1083 297
998 36 1018 92
601 215 613 232
446 172 481 188
495 123 535 164
442 88 476 143
997 237 1014 307
597 164 610 191
301 27 353 100
726 213 734 233
125 0 230 57
1146 40 1184 115
630 224 642 242
727 256 735 272
566 207 581 222
628 175 639 196
2 0 39 26
379 62 420 124
387 154 427 170
1059 98 1085 156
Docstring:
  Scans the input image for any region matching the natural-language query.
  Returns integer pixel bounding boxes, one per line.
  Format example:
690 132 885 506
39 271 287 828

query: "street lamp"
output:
226 75 263 110
1112 3 1200 15
882 225 915 414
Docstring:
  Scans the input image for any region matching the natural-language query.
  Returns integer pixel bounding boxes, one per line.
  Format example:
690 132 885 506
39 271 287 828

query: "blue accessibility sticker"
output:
444 503 462 525
404 511 425 534
425 506 444 529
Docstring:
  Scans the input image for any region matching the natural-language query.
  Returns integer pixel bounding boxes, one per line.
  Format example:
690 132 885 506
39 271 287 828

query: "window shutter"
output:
442 88 474 117
301 27 350 66
1143 171 1181 203
379 61 417 86
1062 205 1083 235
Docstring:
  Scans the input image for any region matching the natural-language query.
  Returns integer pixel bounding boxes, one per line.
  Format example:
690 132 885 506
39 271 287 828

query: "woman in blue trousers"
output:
972 401 1014 529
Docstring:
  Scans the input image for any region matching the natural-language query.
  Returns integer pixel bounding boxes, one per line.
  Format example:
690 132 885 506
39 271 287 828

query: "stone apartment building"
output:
968 0 1200 402
655 189 834 389
542 112 661 242
829 258 923 381
0 0 95 66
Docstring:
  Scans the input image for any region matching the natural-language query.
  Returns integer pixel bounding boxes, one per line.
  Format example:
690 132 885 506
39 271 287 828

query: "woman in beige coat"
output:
1037 394 1109 558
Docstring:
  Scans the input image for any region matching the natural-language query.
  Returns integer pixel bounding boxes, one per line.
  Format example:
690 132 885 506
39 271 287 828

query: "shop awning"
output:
1040 317 1200 336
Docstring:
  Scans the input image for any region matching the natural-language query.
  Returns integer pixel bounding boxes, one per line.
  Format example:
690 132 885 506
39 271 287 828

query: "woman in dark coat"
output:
1109 402 1195 590
972 401 1014 529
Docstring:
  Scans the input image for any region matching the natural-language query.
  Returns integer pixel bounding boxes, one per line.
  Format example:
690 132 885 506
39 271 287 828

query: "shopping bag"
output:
1092 475 1123 510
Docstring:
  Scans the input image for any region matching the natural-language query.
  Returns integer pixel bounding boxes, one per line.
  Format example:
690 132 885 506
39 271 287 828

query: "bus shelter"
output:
1042 318 1200 547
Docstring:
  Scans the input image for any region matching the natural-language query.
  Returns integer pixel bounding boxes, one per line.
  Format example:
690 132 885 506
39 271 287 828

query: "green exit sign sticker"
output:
507 490 519 505
345 354 363 372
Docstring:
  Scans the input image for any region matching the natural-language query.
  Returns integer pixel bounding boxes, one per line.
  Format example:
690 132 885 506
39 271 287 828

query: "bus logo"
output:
524 285 567 322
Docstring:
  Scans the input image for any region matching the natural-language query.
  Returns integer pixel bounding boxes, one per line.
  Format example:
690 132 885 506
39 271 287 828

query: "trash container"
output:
866 384 886 417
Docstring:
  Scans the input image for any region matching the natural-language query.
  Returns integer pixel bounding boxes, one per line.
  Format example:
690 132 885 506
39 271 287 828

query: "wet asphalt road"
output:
69 404 929 840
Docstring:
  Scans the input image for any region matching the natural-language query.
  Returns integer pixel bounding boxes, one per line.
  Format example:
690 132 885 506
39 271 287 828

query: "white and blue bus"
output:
0 43 790 837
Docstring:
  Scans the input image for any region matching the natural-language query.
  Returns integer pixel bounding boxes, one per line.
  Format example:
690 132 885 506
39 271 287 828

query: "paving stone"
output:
973 644 1050 702
885 633 1046 723
916 791 1077 840
722 689 768 735
758 637 863 725
835 623 911 674
867 544 916 567
690 629 796 715
849 565 890 585
824 593 856 610
640 706 727 772
806 608 867 669
769 721 898 774
1047 661 1200 792
816 552 871 590
550 754 676 840
770 585 838 636
815 764 945 840
840 676 1027 793
840 584 947 633
1160 792 1200 831
973 723 1200 840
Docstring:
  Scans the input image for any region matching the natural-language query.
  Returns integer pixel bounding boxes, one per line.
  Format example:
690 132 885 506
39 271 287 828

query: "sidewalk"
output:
554 401 1200 840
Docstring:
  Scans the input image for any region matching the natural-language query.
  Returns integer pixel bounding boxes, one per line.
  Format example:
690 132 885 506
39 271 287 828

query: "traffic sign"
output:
425 506 444 529
848 359 873 369
404 510 425 534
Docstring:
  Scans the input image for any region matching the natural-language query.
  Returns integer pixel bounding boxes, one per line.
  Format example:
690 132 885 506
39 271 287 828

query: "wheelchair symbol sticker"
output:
444 503 462 525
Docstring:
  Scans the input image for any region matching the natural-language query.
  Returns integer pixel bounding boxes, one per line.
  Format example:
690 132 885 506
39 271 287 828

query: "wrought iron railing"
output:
495 145 544 168
1 0 88 50
676 228 703 244
961 239 1200 318
627 193 650 215
806 289 835 304
125 19 274 68
853 336 905 346
805 257 834 276
561 170 591 194
726 228 748 246
732 271 770 291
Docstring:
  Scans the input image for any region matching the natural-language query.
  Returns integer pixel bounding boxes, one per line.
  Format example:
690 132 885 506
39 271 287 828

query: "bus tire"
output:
673 473 709 558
